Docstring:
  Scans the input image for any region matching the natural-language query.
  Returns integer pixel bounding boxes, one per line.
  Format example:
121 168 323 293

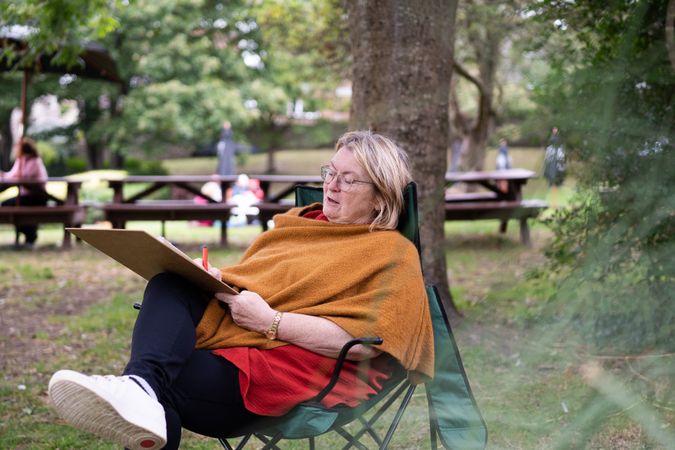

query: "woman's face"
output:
322 147 378 224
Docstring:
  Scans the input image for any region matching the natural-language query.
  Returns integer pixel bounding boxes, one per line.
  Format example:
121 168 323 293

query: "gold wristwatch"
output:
264 311 283 340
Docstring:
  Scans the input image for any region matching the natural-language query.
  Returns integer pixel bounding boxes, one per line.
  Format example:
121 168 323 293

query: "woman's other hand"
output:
215 290 275 334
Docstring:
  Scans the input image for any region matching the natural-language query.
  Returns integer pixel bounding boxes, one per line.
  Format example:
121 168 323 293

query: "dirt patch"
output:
0 248 144 378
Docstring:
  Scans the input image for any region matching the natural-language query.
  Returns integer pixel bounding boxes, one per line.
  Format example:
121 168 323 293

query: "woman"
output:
48 130 434 450
0 137 49 247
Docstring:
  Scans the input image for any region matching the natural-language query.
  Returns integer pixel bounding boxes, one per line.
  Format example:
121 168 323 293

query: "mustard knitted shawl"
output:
195 204 434 382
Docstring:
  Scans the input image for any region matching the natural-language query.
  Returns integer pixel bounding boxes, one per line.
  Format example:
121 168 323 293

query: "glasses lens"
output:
320 166 331 182
320 166 357 191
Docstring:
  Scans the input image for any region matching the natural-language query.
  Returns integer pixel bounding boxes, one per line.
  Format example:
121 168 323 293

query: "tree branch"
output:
453 60 485 96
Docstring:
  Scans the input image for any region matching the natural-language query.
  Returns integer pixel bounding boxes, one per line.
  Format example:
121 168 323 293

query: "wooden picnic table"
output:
445 168 536 201
102 174 323 245
102 175 236 245
443 169 547 245
0 177 85 248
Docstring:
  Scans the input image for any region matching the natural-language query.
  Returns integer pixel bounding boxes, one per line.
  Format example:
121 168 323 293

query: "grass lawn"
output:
1 148 671 448
1 216 672 449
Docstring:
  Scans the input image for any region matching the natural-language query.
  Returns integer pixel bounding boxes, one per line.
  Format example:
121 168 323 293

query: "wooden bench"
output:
102 201 233 245
445 199 548 246
0 205 86 248
0 178 85 248
445 192 497 202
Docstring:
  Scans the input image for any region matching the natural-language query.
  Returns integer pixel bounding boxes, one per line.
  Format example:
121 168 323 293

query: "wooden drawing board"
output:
66 228 237 294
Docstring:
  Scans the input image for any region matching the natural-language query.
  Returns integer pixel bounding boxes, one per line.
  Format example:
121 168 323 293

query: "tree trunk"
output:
345 0 460 316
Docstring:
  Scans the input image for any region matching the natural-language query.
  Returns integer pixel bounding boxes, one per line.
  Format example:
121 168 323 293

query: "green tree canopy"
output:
2 0 345 168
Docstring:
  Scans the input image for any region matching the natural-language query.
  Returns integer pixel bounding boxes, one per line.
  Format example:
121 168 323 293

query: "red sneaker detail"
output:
140 439 156 448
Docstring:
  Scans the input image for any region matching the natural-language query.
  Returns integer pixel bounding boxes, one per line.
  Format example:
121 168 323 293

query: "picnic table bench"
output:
0 178 86 248
444 169 547 245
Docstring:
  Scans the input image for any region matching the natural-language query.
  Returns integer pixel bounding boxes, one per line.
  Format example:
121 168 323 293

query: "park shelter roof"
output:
0 32 123 84
0 29 124 135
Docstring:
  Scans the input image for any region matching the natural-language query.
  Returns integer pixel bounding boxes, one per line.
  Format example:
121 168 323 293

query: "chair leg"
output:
218 434 253 450
256 432 284 450
336 382 410 449
379 385 416 449
336 427 370 450
217 437 234 449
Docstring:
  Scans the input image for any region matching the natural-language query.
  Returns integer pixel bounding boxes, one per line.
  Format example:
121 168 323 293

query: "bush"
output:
544 145 674 354
123 158 168 176
64 157 88 175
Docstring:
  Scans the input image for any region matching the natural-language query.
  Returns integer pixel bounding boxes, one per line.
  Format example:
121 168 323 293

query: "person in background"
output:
47 130 434 450
227 173 261 226
543 127 566 207
495 138 512 193
216 121 236 176
0 137 48 248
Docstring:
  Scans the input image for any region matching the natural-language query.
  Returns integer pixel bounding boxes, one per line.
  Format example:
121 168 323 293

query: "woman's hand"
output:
193 258 222 280
215 290 276 334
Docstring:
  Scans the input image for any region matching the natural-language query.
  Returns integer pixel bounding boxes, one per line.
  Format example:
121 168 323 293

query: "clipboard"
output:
66 228 237 294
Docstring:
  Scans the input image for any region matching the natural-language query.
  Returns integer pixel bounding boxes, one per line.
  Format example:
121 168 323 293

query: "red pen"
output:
202 245 208 270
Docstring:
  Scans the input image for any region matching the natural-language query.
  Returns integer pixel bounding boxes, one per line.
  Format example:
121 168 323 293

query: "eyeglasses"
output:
320 165 374 191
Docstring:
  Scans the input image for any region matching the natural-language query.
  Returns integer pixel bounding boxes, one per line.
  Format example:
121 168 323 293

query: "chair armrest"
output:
313 337 383 402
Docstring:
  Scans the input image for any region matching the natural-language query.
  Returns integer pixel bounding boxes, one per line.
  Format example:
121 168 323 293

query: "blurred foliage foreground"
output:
524 1 674 446
538 0 674 355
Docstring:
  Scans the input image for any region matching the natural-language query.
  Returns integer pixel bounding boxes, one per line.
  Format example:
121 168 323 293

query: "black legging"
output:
2 191 48 244
123 272 271 449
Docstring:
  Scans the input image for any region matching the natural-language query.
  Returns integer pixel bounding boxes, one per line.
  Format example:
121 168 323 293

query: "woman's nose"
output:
326 175 341 191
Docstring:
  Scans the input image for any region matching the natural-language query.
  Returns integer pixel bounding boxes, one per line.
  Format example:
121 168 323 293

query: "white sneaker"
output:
48 370 167 450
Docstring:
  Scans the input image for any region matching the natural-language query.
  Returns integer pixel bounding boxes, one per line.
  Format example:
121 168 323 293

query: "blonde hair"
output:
335 130 412 230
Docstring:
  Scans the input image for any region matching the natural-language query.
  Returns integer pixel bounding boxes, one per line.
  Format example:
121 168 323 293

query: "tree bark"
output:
345 0 460 316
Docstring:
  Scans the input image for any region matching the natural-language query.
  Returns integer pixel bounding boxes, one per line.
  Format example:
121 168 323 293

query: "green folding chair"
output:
218 183 487 450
